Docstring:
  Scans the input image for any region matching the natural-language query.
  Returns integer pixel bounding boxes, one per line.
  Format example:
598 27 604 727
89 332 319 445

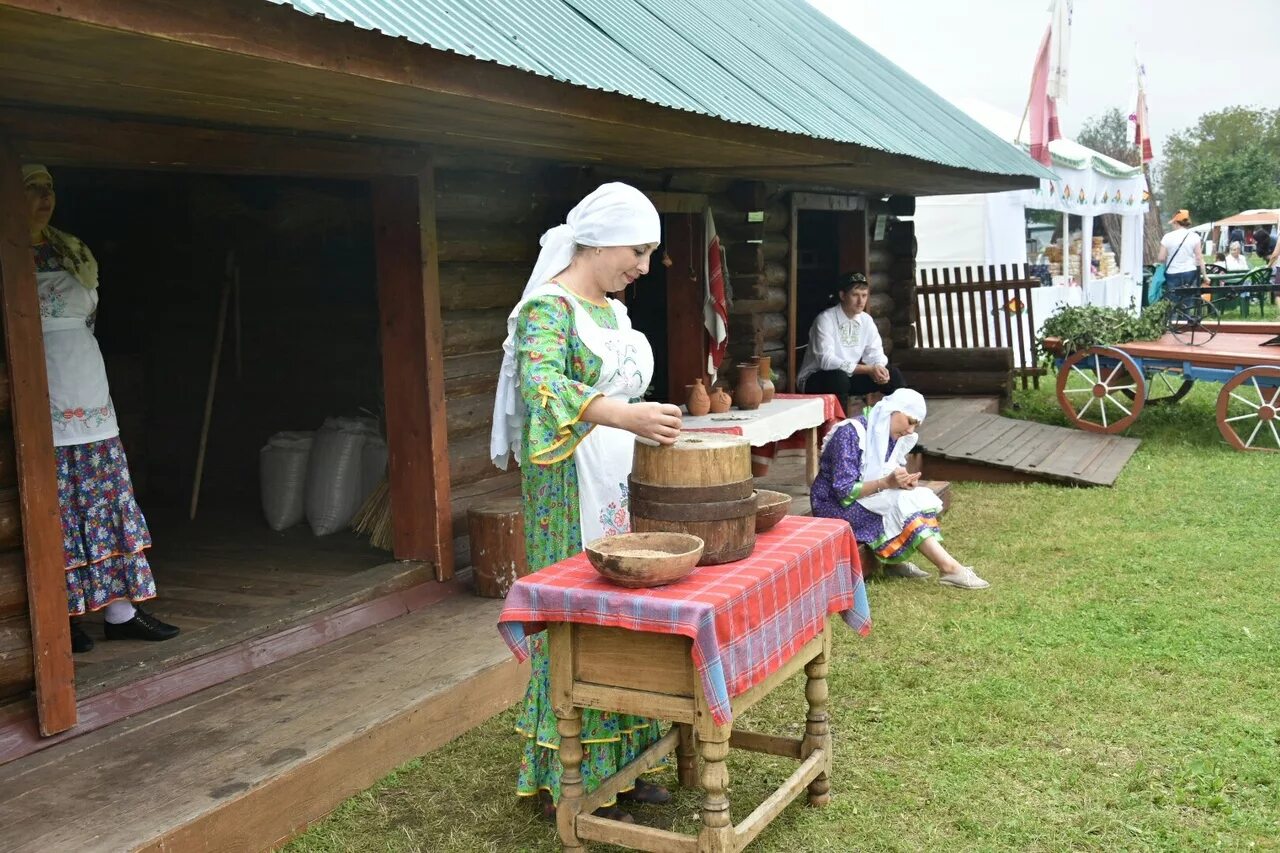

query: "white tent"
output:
914 101 1149 317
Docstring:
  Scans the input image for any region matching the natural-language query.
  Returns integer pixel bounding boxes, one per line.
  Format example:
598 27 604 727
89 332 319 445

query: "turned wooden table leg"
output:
677 723 699 789
802 646 832 806
697 731 735 852
556 707 585 850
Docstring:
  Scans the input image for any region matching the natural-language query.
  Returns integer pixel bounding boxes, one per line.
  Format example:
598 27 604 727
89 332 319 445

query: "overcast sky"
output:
806 0 1279 161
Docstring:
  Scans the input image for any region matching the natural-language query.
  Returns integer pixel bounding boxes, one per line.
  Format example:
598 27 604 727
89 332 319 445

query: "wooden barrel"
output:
629 435 756 565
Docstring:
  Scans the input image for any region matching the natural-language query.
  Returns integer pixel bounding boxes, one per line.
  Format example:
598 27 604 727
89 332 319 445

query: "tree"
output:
1159 107 1280 216
1183 144 1280 222
1077 108 1140 166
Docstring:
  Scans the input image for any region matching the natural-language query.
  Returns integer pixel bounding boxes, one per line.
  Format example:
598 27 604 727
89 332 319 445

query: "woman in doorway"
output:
811 388 989 590
23 165 179 653
491 183 682 822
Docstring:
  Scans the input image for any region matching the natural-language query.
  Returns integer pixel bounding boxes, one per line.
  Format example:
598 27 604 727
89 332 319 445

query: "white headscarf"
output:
857 388 927 482
22 164 99 290
489 182 661 469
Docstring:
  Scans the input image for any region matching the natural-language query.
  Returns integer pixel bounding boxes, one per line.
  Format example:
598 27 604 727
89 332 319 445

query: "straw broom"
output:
351 477 393 551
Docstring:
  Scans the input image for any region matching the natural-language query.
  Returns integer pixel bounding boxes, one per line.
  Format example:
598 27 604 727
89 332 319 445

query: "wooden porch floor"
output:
0 593 528 852
71 505 419 699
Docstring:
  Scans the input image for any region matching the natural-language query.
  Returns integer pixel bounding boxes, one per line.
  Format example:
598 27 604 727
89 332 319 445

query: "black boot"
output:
103 606 180 642
70 621 94 654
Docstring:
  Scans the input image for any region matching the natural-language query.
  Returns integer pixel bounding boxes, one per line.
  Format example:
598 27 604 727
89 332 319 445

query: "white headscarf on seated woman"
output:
489 182 661 469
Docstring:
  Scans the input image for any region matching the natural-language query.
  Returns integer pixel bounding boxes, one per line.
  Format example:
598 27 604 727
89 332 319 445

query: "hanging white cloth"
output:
490 182 660 469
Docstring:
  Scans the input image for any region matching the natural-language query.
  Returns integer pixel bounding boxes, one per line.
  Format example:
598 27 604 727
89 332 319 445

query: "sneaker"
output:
70 621 94 654
938 566 990 590
103 606 181 642
885 561 931 579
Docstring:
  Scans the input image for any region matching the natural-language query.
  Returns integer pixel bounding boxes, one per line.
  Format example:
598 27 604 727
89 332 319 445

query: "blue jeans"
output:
1165 270 1201 304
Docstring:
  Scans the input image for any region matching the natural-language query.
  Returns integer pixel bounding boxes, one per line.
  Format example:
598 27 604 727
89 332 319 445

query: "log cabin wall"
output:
0 353 31 708
435 160 558 568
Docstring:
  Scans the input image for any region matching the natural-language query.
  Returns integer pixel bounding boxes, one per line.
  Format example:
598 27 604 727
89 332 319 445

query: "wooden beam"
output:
372 165 454 578
0 138 75 735
0 107 428 178
787 193 799 393
648 191 710 214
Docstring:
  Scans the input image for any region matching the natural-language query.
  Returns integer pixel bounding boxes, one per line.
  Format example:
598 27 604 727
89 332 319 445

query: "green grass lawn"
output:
289 382 1280 852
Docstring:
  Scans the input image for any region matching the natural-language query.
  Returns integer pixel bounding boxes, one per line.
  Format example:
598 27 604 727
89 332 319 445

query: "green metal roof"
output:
269 0 1054 181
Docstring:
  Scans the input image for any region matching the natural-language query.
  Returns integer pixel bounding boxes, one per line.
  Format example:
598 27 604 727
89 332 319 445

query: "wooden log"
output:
901 370 1011 397
761 237 789 262
448 429 502 487
434 170 544 223
446 389 498 438
868 246 892 272
890 325 916 348
438 262 525 312
889 301 918 326
728 181 768 212
437 221 539 264
466 498 529 598
894 347 1014 373
442 309 509 357
0 548 24 618
712 200 788 232
726 243 764 274
0 363 8 423
887 195 916 216
443 350 504 399
763 262 787 287
873 316 890 339
630 435 755 566
0 611 33 701
889 257 916 283
729 287 786 315
887 221 916 256
728 312 786 343
867 292 895 317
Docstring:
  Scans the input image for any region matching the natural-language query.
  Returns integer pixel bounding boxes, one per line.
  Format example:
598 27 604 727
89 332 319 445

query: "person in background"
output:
1224 241 1250 272
1158 210 1208 301
1253 226 1275 263
810 389 989 589
23 164 179 653
797 272 905 409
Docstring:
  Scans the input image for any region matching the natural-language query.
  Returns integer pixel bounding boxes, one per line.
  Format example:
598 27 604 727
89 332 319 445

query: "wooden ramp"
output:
918 399 1139 487
0 594 528 852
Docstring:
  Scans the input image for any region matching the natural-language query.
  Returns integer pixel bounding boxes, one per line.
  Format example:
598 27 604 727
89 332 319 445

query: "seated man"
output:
796 272 905 406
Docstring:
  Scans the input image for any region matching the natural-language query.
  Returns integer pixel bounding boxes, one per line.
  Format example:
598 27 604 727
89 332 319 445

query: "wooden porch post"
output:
0 139 76 735
371 160 454 580
836 210 869 277
662 212 708 402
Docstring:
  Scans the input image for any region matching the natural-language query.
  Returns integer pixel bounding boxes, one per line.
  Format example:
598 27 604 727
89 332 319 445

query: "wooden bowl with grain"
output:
754 489 792 533
585 532 705 588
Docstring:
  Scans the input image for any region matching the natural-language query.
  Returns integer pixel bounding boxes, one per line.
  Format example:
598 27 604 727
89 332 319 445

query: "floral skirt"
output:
57 437 156 615
515 631 666 805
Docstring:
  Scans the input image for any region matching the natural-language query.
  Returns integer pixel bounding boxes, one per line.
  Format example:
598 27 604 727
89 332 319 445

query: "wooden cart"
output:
1046 321 1280 452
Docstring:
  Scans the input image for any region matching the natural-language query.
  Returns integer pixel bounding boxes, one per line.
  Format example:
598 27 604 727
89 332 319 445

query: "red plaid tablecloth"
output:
497 516 871 726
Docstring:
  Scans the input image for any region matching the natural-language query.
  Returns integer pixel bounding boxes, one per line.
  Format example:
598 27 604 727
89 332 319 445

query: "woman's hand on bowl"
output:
626 402 682 445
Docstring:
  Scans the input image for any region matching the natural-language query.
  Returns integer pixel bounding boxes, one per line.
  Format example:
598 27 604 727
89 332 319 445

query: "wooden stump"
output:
466 498 528 598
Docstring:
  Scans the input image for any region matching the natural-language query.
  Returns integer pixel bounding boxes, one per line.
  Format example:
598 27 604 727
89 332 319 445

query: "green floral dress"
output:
512 293 665 805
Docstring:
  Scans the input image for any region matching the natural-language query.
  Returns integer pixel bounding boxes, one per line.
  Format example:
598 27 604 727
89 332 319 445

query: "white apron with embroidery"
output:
846 419 941 542
38 269 119 447
533 283 653 546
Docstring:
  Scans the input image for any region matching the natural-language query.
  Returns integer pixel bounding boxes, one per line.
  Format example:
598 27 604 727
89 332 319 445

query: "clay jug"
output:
709 385 732 413
686 378 711 416
755 355 776 404
735 362 762 410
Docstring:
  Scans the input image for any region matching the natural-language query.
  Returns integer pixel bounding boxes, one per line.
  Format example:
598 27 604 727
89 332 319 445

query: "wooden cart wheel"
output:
1056 346 1145 433
1168 297 1220 347
1122 371 1194 406
1216 366 1280 452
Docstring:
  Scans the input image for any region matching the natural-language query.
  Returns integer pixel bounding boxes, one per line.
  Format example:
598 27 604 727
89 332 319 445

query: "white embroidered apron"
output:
540 284 653 546
38 269 119 447
846 419 941 541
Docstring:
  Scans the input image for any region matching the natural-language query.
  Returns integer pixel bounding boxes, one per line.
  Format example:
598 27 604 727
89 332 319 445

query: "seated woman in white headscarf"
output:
491 183 683 822
810 389 989 589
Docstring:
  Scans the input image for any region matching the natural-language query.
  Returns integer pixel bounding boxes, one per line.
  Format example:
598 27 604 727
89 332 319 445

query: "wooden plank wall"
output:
718 182 790 389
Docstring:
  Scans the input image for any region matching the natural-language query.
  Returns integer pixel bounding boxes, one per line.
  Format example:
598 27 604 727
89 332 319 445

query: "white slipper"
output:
937 566 990 590
885 561 931 579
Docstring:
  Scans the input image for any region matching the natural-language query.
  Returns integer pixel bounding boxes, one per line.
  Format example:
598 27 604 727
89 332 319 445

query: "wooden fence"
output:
915 265 1046 389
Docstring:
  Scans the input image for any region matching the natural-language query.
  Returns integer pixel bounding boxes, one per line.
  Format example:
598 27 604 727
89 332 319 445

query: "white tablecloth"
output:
681 397 825 446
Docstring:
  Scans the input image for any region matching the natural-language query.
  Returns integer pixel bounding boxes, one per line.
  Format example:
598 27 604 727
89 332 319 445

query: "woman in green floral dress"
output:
490 184 683 821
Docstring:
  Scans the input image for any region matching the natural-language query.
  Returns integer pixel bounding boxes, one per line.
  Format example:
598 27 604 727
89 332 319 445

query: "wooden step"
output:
0 595 529 852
